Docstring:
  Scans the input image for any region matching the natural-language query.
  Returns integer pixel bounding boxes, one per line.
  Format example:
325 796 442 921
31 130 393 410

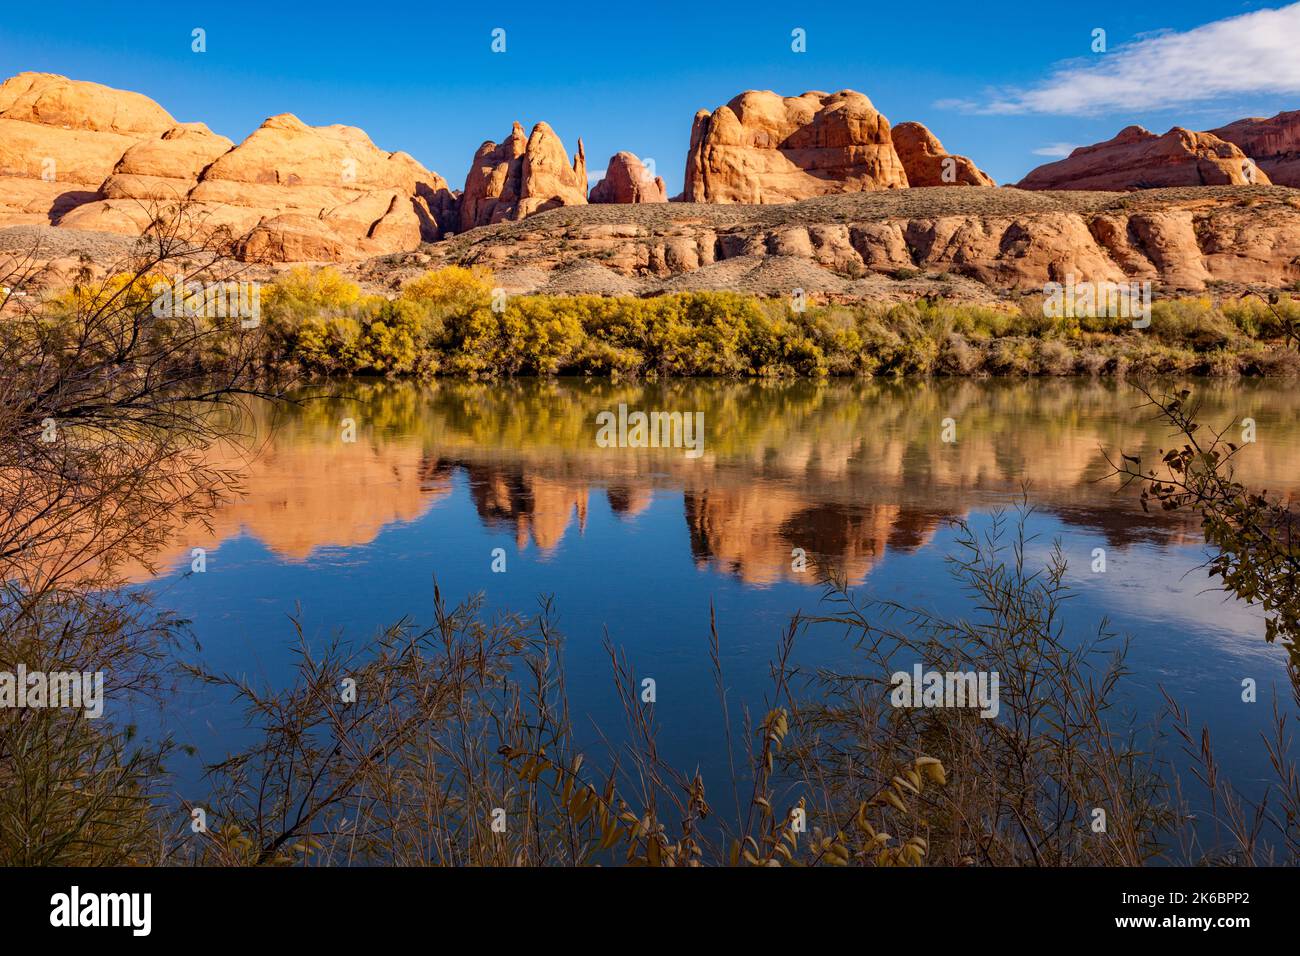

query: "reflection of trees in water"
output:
136 377 1300 584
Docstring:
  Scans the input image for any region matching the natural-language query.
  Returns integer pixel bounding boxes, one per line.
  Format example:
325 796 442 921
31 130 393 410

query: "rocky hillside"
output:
350 185 1300 298
0 73 998 265
0 72 456 261
4 69 1300 298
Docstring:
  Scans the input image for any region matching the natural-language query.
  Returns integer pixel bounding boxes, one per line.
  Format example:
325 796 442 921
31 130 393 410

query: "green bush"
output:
256 267 1300 380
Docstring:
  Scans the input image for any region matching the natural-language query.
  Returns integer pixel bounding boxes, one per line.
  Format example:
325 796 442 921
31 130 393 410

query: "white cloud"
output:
968 3 1300 115
1032 143 1078 157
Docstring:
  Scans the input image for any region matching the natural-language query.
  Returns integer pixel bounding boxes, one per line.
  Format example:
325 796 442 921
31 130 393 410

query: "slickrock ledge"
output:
351 186 1300 298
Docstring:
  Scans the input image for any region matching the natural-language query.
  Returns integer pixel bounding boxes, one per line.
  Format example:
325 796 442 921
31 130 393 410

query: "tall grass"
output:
145 506 1295 866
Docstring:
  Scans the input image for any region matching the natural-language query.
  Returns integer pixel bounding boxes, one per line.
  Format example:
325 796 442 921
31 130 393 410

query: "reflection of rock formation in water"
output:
124 379 1300 585
606 486 654 519
685 488 949 584
460 462 588 553
238 440 452 558
122 436 452 580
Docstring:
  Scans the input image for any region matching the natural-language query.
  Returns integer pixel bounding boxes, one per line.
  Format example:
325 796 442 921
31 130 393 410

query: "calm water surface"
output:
126 378 1300 801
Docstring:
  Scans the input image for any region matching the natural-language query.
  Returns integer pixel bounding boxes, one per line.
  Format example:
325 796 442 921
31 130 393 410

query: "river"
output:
125 377 1300 810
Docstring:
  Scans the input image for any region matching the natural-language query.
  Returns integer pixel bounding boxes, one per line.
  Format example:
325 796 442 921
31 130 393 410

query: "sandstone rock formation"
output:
54 122 235 236
0 72 177 226
682 90 909 203
0 72 457 261
891 122 993 187
1210 111 1300 187
210 115 455 261
1018 126 1269 191
63 113 457 262
459 121 587 231
0 71 173 134
106 123 235 197
589 151 666 204
395 186 1300 296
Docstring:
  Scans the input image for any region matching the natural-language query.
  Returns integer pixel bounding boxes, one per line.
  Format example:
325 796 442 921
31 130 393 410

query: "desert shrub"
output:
503 297 587 375
262 267 361 349
987 337 1036 375
1197 348 1244 378
743 304 827 377
1034 338 1077 375
438 303 505 377
853 312 907 374
1149 298 1242 351
648 292 755 376
1221 293 1300 340
575 337 644 377
254 270 1300 379
1238 344 1300 377
936 331 981 375
951 301 1027 338
262 266 365 371
42 270 164 317
795 305 864 374
266 268 443 375
357 299 422 375
399 265 495 350
293 314 364 373
1075 346 1110 377
1120 340 1196 375
32 270 260 369
287 295 422 376
433 294 588 378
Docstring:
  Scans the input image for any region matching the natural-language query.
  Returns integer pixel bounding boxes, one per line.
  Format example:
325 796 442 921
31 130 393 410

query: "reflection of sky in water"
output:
124 477 1291 817
112 379 1298 824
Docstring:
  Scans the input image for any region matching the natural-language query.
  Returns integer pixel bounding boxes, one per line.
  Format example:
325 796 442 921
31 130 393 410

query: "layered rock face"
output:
0 72 177 225
205 115 454 261
891 122 994 187
1019 126 1269 191
57 123 234 234
459 121 587 231
105 123 235 198
589 151 666 204
1210 111 1300 187
682 90 909 203
415 187 1300 296
0 72 457 261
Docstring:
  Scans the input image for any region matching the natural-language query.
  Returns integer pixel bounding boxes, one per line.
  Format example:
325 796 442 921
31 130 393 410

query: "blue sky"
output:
3 1 1300 192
